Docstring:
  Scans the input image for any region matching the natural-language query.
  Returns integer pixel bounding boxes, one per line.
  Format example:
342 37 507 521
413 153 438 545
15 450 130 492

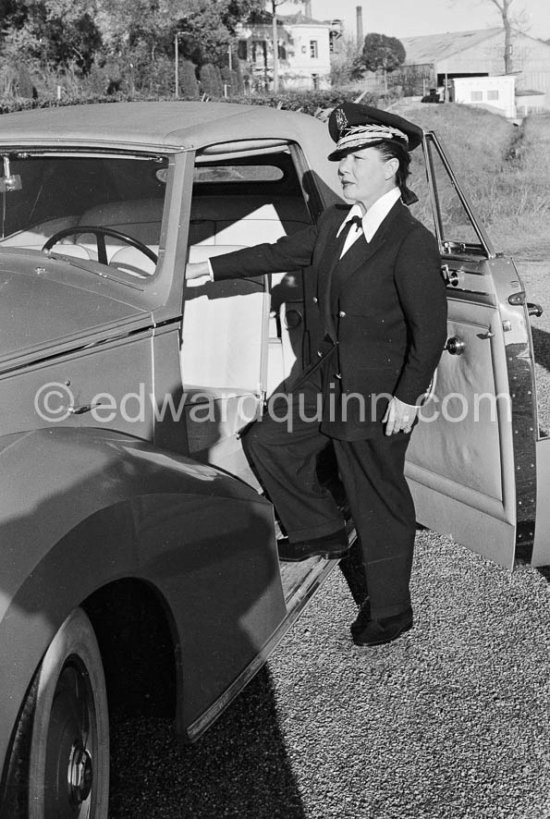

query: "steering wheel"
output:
42 226 158 266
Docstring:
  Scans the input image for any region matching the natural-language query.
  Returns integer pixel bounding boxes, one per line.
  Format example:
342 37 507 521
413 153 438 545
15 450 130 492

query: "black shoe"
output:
350 597 371 638
352 607 413 647
277 528 350 562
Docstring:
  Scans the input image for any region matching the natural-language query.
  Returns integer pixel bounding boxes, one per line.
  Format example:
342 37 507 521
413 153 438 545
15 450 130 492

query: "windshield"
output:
0 152 169 277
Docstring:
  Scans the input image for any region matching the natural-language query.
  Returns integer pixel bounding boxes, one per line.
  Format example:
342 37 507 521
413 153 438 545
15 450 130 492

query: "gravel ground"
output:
109 530 550 819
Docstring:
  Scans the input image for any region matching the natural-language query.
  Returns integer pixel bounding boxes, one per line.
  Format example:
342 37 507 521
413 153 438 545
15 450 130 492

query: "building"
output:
237 13 332 91
395 28 550 111
452 75 516 119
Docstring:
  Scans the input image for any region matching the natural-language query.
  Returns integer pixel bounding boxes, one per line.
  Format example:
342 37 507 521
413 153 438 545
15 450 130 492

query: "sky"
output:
276 0 550 42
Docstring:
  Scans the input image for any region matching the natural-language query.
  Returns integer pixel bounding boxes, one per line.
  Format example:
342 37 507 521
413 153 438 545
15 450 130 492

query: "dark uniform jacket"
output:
210 200 448 440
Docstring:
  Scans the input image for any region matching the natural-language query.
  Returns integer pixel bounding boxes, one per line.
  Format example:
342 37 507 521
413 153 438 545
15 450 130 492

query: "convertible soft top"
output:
0 100 333 152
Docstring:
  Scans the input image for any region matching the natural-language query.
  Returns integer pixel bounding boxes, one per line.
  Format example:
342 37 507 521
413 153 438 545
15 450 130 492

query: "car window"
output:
408 136 489 256
407 146 435 233
426 140 484 251
193 164 283 183
0 152 169 277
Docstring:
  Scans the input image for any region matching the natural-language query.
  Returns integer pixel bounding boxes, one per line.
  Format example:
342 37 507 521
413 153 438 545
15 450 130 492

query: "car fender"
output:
0 426 283 763
0 425 269 589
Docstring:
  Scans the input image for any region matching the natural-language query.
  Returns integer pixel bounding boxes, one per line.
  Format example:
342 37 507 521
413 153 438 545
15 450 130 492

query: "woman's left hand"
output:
383 396 419 436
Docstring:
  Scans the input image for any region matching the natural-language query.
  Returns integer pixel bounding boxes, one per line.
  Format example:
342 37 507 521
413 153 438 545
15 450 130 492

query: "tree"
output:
360 33 406 74
329 36 364 86
39 4 102 73
0 0 276 95
485 0 529 73
0 0 102 73
454 0 528 74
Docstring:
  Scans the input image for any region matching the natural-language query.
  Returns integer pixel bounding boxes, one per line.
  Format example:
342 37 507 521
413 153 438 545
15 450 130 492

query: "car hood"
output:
0 249 151 367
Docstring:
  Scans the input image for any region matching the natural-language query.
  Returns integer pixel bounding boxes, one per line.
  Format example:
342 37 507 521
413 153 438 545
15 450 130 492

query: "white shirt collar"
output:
337 187 401 243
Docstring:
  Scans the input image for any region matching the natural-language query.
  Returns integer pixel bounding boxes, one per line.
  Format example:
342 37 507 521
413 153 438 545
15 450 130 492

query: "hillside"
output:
391 101 550 262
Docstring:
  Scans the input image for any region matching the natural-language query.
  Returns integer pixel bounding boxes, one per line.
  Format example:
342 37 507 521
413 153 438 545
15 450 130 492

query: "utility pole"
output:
272 12 279 93
174 34 180 98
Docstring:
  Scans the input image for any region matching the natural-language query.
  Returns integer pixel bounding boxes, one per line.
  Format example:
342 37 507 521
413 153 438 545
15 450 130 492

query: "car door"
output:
405 132 538 570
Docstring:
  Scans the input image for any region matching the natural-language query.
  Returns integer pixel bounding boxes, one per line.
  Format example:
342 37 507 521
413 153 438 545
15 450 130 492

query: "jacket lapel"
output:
318 210 353 339
330 201 409 300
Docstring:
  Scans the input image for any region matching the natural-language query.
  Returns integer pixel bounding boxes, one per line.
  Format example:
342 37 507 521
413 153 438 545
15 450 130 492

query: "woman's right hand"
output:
185 261 211 280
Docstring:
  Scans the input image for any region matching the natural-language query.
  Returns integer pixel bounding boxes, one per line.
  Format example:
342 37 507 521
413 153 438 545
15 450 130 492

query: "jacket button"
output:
339 310 346 318
334 373 342 379
313 296 318 304
317 350 323 358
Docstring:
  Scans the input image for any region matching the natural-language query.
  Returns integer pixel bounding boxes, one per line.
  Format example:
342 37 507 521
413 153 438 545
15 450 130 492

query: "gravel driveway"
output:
109 529 550 819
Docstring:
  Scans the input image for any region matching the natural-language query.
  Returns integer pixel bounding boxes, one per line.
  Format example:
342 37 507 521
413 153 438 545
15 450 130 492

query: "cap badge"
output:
335 107 349 137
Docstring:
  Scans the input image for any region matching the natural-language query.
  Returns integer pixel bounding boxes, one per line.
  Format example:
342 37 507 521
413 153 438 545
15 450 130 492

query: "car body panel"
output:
0 251 150 366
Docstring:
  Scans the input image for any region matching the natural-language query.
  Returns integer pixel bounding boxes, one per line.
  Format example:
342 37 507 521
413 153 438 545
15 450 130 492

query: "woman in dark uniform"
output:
186 103 447 646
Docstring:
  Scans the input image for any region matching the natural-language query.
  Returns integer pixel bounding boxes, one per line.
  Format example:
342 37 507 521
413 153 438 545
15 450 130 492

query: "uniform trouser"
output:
242 369 416 619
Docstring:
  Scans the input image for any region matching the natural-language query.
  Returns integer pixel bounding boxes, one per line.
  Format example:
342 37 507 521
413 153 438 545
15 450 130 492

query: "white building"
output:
452 75 516 119
283 20 331 89
238 13 331 91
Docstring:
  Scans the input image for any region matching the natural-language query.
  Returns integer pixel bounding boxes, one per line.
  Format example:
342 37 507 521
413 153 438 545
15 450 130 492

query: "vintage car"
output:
0 100 545 818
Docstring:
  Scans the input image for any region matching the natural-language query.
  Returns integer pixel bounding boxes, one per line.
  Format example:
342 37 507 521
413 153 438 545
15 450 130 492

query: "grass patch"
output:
393 102 550 261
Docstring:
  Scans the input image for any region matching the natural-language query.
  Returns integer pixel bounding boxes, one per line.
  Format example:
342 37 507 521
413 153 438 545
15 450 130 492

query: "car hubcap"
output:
68 743 93 804
44 661 97 817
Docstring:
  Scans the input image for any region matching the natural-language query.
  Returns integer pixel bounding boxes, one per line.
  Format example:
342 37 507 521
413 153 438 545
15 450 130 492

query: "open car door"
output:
405 132 538 569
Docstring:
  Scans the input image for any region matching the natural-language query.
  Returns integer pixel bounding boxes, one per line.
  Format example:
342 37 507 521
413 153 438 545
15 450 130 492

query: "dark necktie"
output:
339 214 363 258
347 215 363 231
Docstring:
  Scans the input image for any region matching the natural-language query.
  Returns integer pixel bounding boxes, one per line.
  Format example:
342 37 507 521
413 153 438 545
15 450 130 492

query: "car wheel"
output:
1 608 110 819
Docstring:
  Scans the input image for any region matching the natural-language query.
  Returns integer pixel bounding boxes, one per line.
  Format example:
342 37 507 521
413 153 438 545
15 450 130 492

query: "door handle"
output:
527 302 543 318
445 337 465 356
67 402 103 415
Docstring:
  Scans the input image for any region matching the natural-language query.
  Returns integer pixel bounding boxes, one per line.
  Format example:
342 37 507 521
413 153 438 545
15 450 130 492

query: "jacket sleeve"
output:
393 226 448 405
210 222 320 281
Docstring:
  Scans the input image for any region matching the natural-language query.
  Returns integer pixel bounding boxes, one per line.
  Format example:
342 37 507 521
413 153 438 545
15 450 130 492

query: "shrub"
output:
232 61 245 95
199 64 223 97
241 89 378 116
180 60 199 97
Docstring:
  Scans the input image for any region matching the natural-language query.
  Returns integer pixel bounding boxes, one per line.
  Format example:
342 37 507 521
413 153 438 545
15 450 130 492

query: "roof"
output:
244 22 293 41
400 28 503 65
279 12 329 26
0 100 325 151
